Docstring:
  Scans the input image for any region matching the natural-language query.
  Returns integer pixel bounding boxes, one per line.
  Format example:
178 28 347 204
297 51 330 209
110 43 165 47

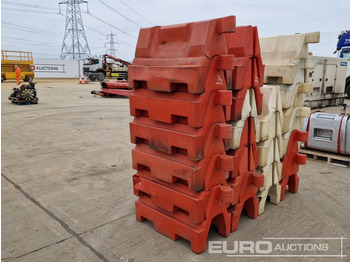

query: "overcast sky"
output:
1 0 349 62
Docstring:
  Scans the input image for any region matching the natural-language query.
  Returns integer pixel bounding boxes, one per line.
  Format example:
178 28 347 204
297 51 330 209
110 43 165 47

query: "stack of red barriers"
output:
128 16 307 254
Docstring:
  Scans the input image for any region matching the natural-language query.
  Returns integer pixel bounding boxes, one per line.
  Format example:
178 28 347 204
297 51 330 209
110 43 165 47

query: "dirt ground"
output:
1 79 349 262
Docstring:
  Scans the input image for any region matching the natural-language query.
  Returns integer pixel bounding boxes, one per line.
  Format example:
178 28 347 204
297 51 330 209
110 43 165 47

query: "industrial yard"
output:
1 79 349 261
1 0 350 260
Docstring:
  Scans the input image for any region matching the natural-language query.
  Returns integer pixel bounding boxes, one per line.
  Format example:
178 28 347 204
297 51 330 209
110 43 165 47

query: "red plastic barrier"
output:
130 121 231 161
227 26 263 88
135 184 232 254
226 118 264 232
131 117 232 192
229 59 263 120
130 16 236 94
129 60 210 94
128 16 269 254
224 26 264 120
130 58 233 128
280 130 308 201
134 16 235 59
228 117 260 178
132 147 232 192
133 174 234 224
252 26 265 88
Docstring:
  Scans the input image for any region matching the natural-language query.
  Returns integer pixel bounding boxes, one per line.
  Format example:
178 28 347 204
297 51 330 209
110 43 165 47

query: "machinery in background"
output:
305 56 348 108
260 32 348 109
9 82 38 104
91 80 132 98
83 54 131 82
303 30 350 107
302 107 350 156
1 50 35 82
335 30 350 97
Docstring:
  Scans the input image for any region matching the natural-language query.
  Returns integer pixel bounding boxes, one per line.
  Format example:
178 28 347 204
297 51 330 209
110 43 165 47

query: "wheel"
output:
26 76 33 82
1 76 4 82
125 72 128 81
21 88 35 101
89 74 97 81
346 86 350 98
346 77 350 98
97 73 105 82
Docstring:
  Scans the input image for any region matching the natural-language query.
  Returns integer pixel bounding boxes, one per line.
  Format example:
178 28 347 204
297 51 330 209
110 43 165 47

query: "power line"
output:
2 22 108 46
84 25 106 36
2 1 58 11
117 0 154 25
3 36 61 46
89 37 112 41
83 24 134 47
2 13 134 49
115 39 134 48
2 1 136 58
1 7 62 15
2 2 137 41
85 11 135 39
2 22 61 36
2 39 60 47
97 0 142 27
2 26 59 37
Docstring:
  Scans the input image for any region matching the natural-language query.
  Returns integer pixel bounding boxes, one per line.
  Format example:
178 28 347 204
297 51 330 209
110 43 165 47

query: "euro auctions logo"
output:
209 240 273 254
209 237 347 258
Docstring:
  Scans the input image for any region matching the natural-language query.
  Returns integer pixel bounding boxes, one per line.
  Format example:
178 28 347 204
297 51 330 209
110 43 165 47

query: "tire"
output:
97 73 105 82
89 74 97 81
1 76 4 82
125 72 128 81
26 76 33 82
346 77 350 98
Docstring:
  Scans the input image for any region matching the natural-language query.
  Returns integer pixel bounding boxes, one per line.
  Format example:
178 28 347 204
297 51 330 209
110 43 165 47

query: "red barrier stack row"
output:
280 130 308 201
224 26 264 120
129 17 236 254
128 16 307 254
223 26 265 232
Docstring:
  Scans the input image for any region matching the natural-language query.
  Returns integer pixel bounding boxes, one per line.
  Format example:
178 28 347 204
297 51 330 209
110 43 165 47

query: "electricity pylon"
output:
59 0 91 60
105 31 118 57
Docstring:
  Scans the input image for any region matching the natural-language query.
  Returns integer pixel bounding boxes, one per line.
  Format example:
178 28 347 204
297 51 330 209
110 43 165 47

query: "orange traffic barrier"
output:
129 16 236 94
280 130 308 201
132 148 233 192
126 15 311 254
129 60 233 128
135 185 232 254
133 174 235 224
226 118 263 232
130 121 231 161
129 16 239 254
225 26 264 120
